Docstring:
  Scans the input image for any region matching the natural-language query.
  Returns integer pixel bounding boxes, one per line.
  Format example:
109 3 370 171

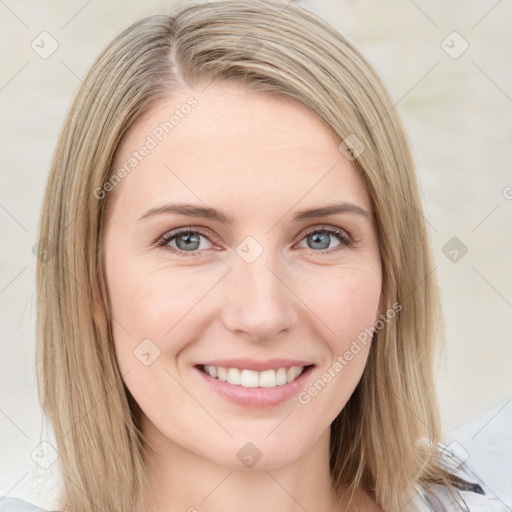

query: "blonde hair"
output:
35 1 451 510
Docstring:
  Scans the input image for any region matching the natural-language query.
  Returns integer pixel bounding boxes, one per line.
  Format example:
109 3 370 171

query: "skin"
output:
101 81 383 512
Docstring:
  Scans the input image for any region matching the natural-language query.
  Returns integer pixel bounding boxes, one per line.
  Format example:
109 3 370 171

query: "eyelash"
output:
155 225 354 257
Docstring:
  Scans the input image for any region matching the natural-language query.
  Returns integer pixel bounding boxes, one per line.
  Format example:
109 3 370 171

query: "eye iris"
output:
163 228 344 254
176 232 201 251
308 232 330 250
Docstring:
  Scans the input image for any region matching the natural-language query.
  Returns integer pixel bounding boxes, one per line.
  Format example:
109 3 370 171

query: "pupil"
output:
310 232 329 250
178 233 200 250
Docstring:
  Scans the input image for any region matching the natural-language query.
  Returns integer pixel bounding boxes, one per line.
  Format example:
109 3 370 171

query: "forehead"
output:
109 82 370 216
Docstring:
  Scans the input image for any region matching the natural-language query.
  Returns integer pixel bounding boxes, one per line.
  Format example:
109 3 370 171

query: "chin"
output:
194 427 319 471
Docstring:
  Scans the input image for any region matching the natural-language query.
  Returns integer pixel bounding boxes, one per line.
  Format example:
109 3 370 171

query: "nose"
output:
220 251 298 342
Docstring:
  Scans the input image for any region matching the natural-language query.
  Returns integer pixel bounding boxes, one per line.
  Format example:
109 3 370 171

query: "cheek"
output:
299 259 381 345
105 252 218 372
104 257 197 418
295 268 379 423
338 272 381 340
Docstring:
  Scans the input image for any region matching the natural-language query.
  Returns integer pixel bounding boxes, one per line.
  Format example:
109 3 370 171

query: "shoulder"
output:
0 497 60 511
413 442 511 511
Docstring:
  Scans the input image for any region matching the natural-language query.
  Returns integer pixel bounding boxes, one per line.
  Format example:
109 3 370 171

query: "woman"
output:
3 1 507 511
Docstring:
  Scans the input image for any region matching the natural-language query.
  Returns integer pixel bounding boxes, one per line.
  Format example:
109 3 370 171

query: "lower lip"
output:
194 365 314 407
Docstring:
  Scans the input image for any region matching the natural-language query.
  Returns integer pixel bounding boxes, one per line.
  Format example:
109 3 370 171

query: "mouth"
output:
193 362 315 407
196 364 314 388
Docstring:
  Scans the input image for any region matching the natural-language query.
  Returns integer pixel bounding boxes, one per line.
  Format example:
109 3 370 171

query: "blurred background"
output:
1 0 511 509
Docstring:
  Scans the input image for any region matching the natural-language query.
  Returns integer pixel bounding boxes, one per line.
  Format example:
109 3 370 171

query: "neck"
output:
139 420 344 512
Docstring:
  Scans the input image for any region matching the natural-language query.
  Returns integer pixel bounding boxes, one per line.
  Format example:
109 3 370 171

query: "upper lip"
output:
196 359 315 372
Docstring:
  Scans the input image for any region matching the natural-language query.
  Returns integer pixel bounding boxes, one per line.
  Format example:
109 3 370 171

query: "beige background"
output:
1 0 511 508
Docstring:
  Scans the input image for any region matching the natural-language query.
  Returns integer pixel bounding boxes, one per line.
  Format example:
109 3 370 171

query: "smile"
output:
194 358 315 407
199 364 310 388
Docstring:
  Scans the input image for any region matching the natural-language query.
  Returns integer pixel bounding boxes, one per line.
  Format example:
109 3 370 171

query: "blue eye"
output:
156 226 353 257
156 229 213 256
297 227 353 254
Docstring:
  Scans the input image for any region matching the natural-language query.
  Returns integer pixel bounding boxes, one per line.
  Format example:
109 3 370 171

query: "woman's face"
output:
101 81 382 470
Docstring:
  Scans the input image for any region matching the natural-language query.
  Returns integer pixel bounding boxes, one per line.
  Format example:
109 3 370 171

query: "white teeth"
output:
276 367 287 385
202 365 307 387
240 369 259 387
287 366 304 382
227 368 241 385
259 369 276 387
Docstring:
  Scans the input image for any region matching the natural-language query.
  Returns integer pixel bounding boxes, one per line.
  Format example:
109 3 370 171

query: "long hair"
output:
35 1 450 510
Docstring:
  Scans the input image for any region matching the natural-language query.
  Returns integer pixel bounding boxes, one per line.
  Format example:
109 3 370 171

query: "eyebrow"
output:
137 202 371 224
